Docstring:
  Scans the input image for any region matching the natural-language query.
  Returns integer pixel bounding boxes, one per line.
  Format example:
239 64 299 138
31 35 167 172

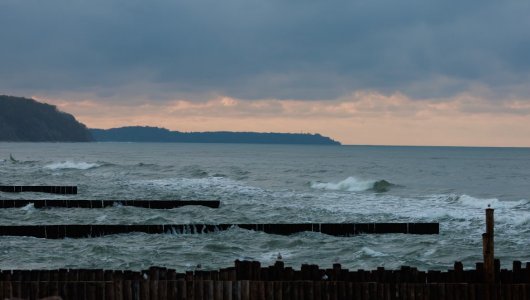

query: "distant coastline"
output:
0 95 340 145
90 126 341 145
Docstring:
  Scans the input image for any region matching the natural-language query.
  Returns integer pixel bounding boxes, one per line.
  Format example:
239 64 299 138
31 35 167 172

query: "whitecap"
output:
457 194 529 209
311 176 375 192
354 247 387 257
21 203 35 212
423 248 437 257
139 176 265 196
506 213 530 226
44 161 100 170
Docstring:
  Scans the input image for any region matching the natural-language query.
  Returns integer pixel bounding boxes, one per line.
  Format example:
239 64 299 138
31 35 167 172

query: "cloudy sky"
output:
2 0 530 146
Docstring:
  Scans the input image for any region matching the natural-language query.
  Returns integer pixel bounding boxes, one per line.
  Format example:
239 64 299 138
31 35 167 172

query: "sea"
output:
0 143 529 272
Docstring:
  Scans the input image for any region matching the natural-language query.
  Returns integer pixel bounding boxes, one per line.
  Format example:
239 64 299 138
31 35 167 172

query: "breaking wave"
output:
310 176 394 192
21 203 35 212
457 194 529 209
44 161 101 170
353 247 388 258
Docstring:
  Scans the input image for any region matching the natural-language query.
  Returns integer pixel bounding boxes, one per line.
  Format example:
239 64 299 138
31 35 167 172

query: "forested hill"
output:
0 95 93 142
90 126 341 145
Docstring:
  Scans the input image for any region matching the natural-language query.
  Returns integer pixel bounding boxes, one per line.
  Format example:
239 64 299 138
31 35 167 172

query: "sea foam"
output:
353 247 387 258
310 176 376 192
44 161 100 170
457 194 529 209
137 176 267 200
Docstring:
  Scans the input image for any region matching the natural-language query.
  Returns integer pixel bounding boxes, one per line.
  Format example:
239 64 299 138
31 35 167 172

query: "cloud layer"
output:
2 0 530 100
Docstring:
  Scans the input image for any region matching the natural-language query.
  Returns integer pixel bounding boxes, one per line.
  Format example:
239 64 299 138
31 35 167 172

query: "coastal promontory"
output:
0 95 93 142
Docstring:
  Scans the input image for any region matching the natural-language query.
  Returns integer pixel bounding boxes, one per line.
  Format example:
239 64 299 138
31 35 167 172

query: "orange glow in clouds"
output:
36 91 530 147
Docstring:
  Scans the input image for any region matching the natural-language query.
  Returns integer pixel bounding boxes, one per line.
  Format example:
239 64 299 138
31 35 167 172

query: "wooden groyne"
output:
0 186 77 194
0 260 529 299
0 223 439 239
0 202 514 299
0 200 220 209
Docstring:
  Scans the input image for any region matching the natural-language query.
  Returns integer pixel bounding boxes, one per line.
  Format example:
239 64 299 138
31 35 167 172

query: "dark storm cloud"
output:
1 0 529 101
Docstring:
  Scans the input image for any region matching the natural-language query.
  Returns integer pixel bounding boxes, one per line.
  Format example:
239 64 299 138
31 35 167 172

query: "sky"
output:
1 0 530 146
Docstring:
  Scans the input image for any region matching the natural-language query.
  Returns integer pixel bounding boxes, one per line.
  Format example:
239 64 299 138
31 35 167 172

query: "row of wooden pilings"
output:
1 257 530 300
2 259 530 284
0 223 439 239
0 279 529 300
0 199 221 209
0 186 78 194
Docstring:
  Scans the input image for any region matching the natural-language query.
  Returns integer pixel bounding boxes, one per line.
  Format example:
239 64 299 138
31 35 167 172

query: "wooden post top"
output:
485 207 494 236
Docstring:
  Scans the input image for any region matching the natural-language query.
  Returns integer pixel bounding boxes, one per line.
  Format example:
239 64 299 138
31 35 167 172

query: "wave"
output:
457 194 529 209
143 176 240 189
515 214 530 226
181 165 209 178
310 176 394 192
353 247 388 258
229 167 250 178
21 203 35 212
372 180 394 192
44 161 101 170
136 162 159 167
137 176 266 199
6 154 37 164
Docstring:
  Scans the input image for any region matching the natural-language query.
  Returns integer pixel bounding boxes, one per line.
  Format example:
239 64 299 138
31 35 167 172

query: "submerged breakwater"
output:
0 222 439 239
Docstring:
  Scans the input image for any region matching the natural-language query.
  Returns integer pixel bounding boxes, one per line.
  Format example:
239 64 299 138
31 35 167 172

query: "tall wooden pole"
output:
483 208 494 284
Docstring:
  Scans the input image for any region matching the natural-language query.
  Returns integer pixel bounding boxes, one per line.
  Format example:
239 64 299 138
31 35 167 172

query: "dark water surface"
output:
0 143 529 271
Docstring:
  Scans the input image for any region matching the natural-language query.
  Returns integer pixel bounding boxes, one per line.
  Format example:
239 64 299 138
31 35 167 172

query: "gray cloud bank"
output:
1 0 530 102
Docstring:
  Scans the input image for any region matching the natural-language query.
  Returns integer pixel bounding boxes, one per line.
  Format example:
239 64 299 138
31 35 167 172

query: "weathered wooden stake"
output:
483 208 494 284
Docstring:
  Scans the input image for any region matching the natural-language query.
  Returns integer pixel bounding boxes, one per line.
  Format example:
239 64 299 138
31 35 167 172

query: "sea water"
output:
0 143 529 271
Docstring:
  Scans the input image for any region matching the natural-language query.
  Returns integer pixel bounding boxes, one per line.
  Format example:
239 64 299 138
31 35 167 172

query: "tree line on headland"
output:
0 95 340 145
0 95 93 142
89 127 340 145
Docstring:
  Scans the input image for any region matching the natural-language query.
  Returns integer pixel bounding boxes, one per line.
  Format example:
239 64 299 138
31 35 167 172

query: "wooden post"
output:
223 281 232 300
454 261 464 283
204 280 214 300
486 208 494 239
141 277 150 300
274 281 282 300
483 208 495 284
214 281 223 300
177 280 186 300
